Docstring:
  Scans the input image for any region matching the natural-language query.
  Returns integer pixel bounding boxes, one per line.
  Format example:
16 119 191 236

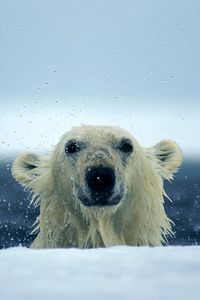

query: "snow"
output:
0 246 199 300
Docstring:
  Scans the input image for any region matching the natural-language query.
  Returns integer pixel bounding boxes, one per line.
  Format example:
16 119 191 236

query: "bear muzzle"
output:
76 165 124 207
86 166 115 194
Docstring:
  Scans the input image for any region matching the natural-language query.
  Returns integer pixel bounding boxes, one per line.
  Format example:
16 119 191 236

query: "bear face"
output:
12 125 182 248
51 126 139 214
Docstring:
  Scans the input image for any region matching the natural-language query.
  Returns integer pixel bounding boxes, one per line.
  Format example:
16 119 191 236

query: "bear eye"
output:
65 140 81 154
118 139 133 154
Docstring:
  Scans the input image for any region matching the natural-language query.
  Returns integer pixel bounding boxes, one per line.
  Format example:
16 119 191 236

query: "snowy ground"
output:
0 246 199 300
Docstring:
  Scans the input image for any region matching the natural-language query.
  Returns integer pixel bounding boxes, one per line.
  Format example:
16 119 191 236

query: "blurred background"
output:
0 0 200 248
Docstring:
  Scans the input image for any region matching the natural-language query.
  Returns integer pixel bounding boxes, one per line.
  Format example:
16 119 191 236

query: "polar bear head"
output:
12 125 182 247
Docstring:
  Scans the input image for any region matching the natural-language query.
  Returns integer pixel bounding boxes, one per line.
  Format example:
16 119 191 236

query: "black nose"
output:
86 166 115 197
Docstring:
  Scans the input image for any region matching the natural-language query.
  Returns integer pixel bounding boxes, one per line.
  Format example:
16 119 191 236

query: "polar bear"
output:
12 125 182 248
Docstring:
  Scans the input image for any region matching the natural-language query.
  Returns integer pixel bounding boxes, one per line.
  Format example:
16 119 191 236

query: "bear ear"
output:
150 140 183 180
12 152 45 188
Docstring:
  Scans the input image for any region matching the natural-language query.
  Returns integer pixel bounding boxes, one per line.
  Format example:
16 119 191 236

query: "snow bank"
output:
0 246 199 300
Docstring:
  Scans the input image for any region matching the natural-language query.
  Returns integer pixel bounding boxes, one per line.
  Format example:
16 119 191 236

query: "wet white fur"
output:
12 125 182 248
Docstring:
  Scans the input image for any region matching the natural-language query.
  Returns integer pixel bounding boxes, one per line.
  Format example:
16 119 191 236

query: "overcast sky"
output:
0 0 200 157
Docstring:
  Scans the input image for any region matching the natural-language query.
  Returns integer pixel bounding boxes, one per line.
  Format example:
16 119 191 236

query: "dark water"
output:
0 157 200 248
